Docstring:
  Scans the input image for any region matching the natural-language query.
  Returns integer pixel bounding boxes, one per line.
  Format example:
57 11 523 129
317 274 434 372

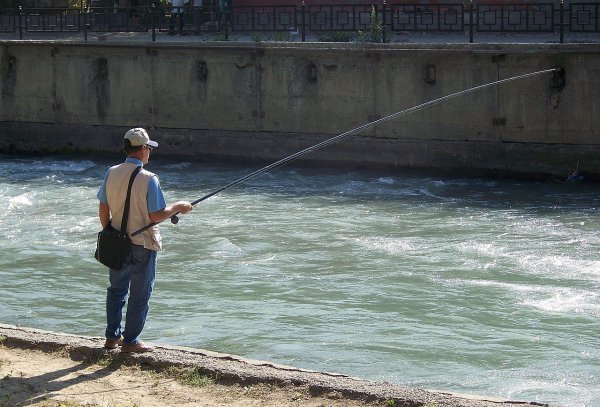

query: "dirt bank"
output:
0 324 552 407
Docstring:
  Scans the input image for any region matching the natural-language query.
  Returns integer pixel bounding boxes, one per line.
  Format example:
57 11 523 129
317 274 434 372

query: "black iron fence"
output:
1 1 599 42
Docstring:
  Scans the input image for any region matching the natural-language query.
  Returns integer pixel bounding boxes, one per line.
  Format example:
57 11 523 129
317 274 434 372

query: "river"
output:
0 154 598 406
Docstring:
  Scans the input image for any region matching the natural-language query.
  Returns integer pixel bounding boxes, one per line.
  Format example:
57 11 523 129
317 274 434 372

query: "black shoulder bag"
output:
94 166 142 270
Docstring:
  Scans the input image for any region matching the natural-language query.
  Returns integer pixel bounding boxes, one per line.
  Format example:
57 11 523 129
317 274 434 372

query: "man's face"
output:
142 144 152 164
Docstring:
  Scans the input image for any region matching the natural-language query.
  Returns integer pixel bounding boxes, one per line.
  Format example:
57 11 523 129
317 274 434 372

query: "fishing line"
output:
132 67 561 237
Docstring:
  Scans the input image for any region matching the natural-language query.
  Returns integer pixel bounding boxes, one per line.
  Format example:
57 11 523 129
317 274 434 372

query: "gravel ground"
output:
0 324 554 407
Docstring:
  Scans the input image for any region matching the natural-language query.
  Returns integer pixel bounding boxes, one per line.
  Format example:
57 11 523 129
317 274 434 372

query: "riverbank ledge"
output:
0 323 552 407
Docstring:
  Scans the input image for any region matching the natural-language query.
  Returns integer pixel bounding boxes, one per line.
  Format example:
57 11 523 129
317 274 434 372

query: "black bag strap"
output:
119 166 142 237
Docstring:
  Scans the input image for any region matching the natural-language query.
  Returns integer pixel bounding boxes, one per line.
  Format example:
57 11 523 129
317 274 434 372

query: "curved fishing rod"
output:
132 67 560 237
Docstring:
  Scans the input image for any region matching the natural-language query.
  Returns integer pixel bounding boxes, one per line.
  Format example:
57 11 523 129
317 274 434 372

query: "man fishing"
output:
97 128 192 353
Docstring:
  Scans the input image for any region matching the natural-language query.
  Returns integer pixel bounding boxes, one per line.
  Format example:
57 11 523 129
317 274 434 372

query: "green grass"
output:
80 352 115 367
174 366 215 388
148 365 215 388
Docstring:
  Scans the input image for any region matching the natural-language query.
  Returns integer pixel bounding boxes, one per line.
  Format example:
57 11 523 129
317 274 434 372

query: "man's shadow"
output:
0 348 130 406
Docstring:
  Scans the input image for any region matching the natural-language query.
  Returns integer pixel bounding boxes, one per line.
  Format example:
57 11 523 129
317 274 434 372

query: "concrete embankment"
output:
0 324 553 407
0 40 599 179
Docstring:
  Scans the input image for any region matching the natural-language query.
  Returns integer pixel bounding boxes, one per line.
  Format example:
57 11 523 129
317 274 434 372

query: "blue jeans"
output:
105 244 157 345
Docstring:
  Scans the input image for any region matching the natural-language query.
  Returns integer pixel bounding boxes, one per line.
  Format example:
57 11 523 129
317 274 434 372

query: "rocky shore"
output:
0 324 553 407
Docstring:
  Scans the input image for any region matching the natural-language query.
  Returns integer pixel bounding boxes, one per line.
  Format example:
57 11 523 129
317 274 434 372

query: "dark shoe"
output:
104 335 124 349
121 341 154 353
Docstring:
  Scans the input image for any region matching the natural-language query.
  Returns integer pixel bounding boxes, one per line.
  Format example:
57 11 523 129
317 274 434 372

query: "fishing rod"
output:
132 67 561 237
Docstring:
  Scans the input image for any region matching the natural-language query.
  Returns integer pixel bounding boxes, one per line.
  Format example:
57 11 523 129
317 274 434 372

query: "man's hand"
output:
175 201 193 214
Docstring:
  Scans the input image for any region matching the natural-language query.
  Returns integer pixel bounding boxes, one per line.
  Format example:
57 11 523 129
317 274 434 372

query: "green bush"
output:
358 6 383 43
318 31 354 42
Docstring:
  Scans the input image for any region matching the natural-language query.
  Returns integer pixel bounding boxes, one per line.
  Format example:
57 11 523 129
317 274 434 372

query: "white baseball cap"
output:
124 128 158 148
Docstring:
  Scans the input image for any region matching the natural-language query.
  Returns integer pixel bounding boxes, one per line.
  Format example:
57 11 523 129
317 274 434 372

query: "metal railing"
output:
391 4 465 32
1 1 599 42
307 4 376 31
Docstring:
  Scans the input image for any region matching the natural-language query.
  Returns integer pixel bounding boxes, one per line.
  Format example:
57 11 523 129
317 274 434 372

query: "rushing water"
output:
1 154 599 406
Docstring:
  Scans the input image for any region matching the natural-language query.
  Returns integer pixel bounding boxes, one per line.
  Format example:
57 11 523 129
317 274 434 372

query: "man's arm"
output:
99 202 111 229
146 175 192 225
149 201 192 224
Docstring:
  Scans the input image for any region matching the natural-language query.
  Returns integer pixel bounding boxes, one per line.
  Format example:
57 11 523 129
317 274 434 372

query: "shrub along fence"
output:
0 1 598 42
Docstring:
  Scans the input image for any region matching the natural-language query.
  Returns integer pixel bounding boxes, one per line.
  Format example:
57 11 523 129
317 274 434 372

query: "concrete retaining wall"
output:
1 41 599 179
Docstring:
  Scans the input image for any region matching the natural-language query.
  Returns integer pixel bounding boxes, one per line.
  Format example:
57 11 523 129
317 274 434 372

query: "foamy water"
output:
1 155 599 406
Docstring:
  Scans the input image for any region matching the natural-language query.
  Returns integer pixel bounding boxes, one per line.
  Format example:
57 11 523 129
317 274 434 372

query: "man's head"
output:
123 128 158 164
123 128 159 154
